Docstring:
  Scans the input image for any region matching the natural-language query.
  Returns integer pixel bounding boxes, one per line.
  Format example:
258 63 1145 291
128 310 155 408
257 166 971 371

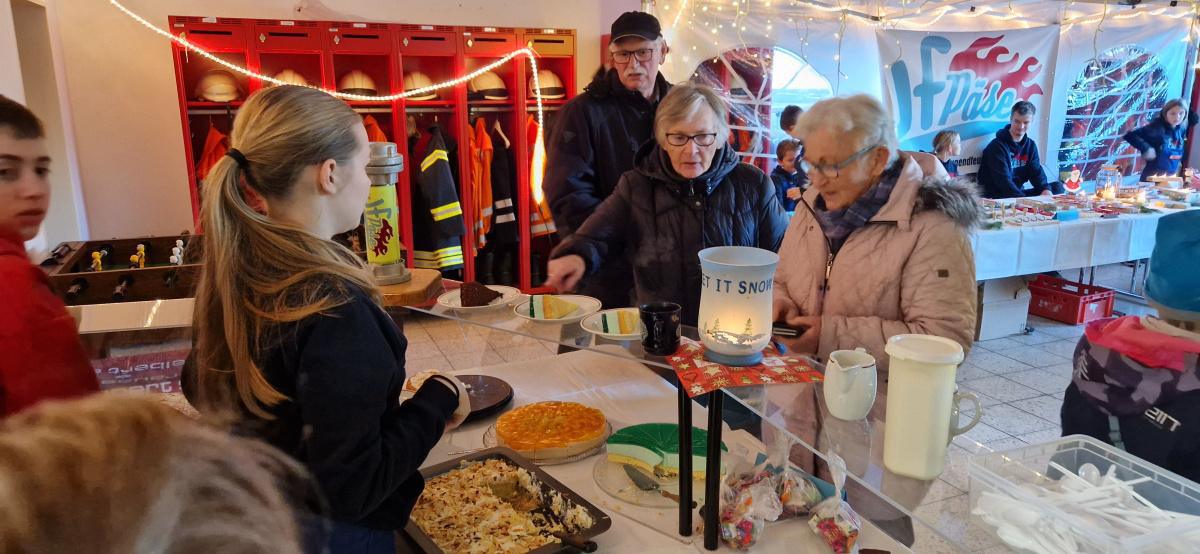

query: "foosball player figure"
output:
169 255 180 266
171 246 183 264
90 251 103 272
135 244 146 268
128 254 140 269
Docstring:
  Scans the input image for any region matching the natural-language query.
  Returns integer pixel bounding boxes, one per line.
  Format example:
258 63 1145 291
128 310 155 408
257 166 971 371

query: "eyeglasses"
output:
799 143 881 179
665 133 718 147
611 48 656 64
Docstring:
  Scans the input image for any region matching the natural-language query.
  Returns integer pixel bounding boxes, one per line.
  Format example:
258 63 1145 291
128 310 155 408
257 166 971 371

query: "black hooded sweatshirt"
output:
977 126 1050 199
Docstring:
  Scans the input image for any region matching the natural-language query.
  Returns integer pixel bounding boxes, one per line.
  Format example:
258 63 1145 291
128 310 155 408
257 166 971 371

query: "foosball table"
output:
38 234 200 306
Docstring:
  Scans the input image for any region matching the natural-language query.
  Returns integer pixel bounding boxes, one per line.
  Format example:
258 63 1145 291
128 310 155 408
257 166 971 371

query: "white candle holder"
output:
697 246 779 367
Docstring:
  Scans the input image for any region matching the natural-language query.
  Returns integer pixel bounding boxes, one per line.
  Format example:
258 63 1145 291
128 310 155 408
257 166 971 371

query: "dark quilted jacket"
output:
551 142 788 325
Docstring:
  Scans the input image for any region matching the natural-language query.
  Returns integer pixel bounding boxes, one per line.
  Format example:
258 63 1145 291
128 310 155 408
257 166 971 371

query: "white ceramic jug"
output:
882 334 983 480
823 348 877 420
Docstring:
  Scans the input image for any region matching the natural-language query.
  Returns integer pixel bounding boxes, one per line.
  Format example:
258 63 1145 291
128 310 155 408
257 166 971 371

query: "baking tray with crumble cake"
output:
402 447 612 554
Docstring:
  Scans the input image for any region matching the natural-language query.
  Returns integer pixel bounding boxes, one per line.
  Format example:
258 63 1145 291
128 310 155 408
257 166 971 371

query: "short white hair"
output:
653 83 730 147
792 95 899 165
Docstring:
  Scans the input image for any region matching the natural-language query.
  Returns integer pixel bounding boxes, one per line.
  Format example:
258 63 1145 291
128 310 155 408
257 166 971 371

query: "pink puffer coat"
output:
774 153 981 374
769 153 981 501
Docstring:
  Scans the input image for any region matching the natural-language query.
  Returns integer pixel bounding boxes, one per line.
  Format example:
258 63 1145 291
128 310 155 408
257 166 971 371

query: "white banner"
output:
877 27 1059 175
1047 19 1190 183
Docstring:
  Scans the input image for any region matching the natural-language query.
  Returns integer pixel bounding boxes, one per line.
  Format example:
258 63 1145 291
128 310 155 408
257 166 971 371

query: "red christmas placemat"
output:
668 338 824 398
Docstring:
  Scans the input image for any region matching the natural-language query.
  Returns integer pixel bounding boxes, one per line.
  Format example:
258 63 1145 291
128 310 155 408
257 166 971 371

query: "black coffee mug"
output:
639 301 682 356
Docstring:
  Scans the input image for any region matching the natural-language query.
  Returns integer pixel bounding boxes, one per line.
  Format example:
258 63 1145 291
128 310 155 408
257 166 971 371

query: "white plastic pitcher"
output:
823 348 877 420
882 334 982 480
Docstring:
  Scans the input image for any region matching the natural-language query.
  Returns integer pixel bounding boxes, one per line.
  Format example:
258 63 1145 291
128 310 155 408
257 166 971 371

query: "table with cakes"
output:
72 272 1196 553
396 283 984 554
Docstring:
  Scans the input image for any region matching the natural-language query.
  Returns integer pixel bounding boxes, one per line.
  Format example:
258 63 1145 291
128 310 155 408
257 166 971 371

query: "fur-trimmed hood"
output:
778 153 980 374
914 176 985 229
801 153 984 232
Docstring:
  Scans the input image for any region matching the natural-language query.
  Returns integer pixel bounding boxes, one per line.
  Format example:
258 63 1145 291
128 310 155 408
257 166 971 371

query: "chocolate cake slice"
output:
460 281 503 307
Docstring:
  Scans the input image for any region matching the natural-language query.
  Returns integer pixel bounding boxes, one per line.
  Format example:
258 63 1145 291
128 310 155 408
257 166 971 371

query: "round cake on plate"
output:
496 401 607 459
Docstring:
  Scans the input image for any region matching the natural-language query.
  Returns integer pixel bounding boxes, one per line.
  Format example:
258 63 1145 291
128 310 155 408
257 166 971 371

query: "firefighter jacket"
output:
409 125 465 271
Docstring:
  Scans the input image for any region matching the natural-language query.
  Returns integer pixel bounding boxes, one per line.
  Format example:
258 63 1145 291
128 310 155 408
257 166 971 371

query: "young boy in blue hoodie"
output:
1061 210 1200 482
770 139 805 213
978 101 1064 199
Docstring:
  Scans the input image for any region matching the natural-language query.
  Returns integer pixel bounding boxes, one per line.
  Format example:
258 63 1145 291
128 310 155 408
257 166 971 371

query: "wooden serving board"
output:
379 268 443 307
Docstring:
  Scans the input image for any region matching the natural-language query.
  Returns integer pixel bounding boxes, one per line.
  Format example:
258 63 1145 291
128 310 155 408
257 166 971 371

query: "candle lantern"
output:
697 246 780 366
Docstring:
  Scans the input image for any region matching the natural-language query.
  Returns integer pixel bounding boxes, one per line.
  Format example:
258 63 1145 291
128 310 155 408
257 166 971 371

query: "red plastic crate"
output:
1028 275 1116 325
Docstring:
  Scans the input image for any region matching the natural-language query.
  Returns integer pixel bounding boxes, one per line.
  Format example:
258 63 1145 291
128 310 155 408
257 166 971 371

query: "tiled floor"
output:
911 274 1155 553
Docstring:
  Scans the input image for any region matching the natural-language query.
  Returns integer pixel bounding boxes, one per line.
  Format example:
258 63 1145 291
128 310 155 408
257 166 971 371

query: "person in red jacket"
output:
0 95 98 416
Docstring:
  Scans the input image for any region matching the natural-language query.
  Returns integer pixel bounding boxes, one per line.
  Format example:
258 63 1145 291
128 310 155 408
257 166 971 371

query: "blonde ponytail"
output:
191 85 377 419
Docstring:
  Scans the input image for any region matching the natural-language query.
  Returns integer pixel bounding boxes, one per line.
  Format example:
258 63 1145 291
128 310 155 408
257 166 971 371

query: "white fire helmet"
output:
338 70 378 96
272 69 308 87
403 71 438 101
529 69 566 100
194 70 241 102
468 71 508 101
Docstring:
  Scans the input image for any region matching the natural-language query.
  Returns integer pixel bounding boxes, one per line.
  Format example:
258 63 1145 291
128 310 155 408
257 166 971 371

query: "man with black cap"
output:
542 10 672 308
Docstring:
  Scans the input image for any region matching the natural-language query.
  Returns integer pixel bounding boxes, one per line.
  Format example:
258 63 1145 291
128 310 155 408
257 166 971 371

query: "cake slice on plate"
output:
601 309 638 334
460 281 503 307
528 295 579 319
606 422 726 479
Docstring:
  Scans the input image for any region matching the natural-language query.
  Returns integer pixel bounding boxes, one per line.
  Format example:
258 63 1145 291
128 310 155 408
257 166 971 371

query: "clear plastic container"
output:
968 434 1200 553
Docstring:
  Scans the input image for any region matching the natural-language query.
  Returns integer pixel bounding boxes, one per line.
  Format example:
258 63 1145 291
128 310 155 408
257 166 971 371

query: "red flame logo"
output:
949 36 1045 100
372 218 394 257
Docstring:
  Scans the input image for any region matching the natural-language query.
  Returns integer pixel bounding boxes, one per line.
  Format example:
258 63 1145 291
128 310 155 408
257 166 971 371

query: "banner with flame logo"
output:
878 27 1058 176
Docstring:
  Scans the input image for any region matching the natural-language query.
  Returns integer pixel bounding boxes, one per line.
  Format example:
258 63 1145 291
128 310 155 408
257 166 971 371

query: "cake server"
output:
623 464 695 507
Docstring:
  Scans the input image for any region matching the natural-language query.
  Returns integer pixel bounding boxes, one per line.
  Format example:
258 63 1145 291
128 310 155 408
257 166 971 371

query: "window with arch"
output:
689 47 832 170
1058 45 1169 182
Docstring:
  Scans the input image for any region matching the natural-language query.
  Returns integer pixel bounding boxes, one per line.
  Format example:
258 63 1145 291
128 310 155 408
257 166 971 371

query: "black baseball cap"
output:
611 11 662 42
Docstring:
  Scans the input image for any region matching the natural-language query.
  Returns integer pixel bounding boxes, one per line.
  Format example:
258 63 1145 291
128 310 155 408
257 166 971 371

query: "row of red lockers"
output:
168 16 576 75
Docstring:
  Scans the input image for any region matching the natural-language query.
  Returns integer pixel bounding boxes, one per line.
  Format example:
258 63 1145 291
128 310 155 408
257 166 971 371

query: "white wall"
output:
0 0 23 101
49 0 634 239
13 0 86 252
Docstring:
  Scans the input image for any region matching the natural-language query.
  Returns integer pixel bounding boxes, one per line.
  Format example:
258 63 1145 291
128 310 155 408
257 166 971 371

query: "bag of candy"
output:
808 452 861 553
778 467 825 518
719 481 776 549
717 456 782 549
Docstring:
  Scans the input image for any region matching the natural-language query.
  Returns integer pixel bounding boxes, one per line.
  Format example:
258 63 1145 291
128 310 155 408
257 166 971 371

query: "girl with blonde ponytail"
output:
185 85 469 553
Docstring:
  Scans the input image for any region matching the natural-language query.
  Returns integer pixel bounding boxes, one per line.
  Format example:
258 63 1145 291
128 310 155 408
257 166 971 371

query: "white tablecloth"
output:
971 211 1176 281
421 347 908 553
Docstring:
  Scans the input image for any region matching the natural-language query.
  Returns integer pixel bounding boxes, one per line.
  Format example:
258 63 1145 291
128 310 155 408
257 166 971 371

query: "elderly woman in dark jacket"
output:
546 83 788 325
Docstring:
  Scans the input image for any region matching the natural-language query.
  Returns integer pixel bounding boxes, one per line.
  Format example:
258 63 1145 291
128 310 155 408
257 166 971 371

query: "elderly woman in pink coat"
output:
769 97 981 529
774 95 980 372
